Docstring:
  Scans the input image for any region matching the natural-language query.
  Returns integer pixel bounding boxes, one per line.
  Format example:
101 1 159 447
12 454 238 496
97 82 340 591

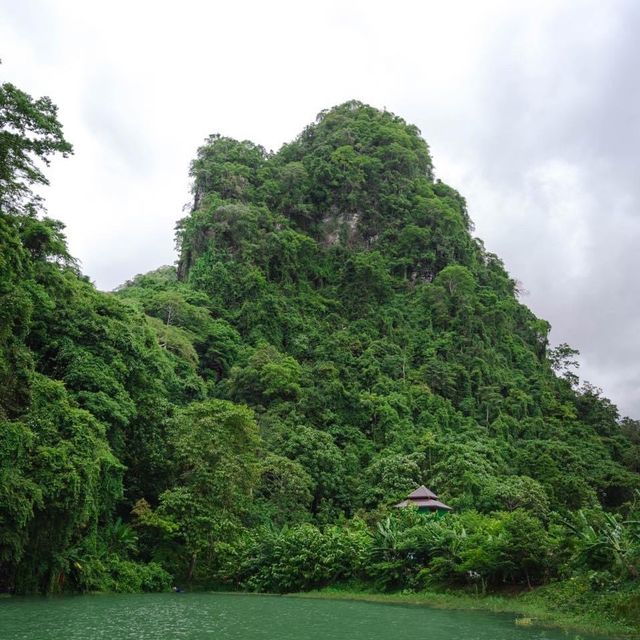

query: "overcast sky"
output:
1 0 639 418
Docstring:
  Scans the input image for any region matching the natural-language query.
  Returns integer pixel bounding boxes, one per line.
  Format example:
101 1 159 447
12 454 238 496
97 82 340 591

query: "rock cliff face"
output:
320 210 360 246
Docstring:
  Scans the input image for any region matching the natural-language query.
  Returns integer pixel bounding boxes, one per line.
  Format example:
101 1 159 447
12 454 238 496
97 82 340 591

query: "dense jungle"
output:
1 79 638 632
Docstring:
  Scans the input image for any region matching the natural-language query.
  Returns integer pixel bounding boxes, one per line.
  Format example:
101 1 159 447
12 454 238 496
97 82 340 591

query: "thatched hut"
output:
395 485 452 515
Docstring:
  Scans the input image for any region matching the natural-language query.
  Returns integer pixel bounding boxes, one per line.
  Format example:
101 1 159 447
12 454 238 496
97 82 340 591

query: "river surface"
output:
0 592 610 640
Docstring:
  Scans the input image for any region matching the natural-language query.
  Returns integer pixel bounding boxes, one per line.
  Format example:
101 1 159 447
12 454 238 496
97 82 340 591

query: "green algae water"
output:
0 593 610 640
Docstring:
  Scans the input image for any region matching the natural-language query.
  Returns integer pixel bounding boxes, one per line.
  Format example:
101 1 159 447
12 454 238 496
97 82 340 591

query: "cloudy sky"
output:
1 0 639 418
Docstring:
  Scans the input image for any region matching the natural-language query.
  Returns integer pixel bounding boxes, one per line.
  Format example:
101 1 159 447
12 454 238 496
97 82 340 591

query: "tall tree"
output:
0 74 72 216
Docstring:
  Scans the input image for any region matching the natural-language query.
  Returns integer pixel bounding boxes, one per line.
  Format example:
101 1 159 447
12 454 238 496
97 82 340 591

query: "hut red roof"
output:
395 485 452 511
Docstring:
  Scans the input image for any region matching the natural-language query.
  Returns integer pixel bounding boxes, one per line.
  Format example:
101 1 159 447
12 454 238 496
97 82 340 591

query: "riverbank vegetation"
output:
292 584 640 638
1 78 638 631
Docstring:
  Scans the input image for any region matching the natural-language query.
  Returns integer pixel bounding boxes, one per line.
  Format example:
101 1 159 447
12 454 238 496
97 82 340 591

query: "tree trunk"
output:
187 553 197 582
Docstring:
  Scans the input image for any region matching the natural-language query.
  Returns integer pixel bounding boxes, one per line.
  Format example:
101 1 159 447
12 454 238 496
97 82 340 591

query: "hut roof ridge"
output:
407 485 438 499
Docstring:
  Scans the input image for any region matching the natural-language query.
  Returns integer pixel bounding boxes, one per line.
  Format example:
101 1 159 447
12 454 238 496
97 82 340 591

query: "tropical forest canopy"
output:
0 80 638 625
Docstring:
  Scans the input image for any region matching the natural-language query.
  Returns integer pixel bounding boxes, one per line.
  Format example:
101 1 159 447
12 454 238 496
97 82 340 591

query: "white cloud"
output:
1 0 638 417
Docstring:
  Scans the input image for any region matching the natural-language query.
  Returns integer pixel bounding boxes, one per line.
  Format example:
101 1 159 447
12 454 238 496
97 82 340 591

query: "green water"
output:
0 593 609 640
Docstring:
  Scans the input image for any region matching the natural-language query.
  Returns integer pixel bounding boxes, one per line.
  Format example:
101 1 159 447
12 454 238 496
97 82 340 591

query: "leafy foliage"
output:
0 85 638 619
0 77 73 216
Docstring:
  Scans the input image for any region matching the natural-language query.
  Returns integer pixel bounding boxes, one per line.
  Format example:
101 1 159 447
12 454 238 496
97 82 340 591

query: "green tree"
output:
0 79 72 215
158 399 260 580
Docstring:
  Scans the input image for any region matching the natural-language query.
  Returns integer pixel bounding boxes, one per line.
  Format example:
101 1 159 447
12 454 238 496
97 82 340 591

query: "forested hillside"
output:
1 85 638 626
